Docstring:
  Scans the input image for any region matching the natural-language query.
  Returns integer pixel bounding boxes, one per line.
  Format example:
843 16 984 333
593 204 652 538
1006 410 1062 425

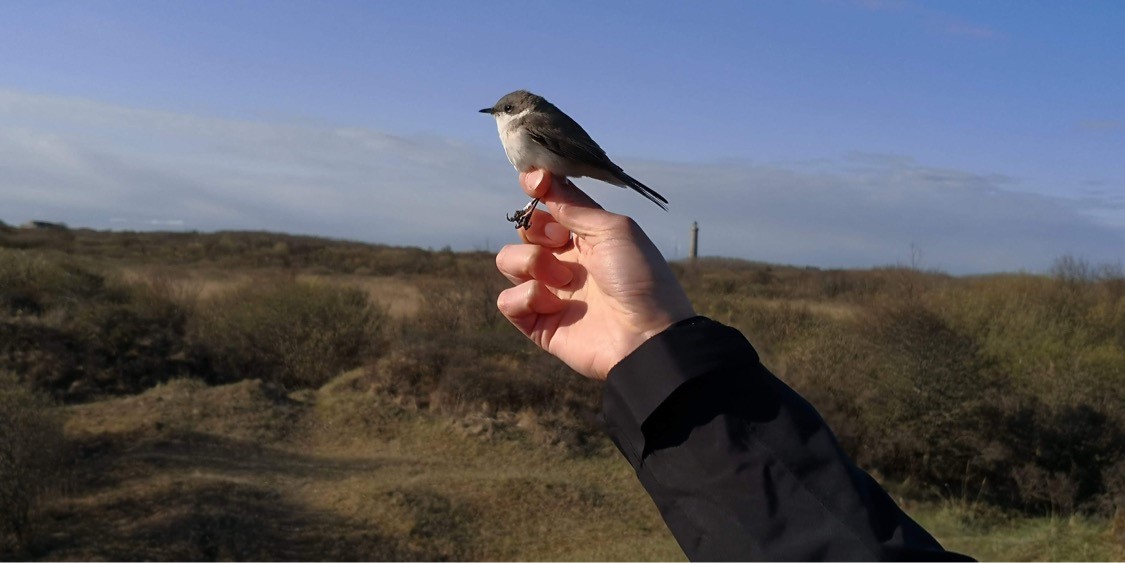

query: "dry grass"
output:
118 266 423 318
910 500 1125 561
189 278 386 389
19 367 1120 561
0 374 66 554
296 274 422 319
3 230 1122 560
23 375 681 561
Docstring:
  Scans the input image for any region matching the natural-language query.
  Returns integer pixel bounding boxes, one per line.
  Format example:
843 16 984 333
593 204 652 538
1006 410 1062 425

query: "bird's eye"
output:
503 104 513 112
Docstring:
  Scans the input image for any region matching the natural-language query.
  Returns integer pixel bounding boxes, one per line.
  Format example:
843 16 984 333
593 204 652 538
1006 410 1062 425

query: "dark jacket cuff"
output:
602 316 759 466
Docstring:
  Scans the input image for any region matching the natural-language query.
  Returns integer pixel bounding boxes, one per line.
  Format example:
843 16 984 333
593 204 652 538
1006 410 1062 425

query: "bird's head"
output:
479 90 546 119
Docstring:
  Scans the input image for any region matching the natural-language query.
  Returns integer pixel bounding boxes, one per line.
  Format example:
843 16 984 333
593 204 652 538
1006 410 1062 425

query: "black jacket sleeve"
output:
601 316 974 562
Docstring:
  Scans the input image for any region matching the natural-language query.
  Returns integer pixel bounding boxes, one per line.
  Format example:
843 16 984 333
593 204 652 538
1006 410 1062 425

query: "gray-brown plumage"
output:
480 90 668 228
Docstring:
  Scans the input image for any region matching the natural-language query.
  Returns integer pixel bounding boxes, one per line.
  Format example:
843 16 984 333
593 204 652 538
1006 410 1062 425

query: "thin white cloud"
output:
943 21 1000 40
830 0 1002 41
622 157 1122 273
1080 119 1123 132
832 0 910 12
0 89 1121 274
110 218 186 227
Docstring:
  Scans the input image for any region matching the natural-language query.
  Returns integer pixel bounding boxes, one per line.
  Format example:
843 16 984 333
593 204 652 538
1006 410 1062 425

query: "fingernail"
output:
544 222 569 244
527 169 544 190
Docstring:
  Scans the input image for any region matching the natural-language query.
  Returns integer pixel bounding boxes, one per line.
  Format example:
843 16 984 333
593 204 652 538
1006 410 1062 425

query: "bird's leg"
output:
506 198 540 229
508 197 537 225
522 198 539 228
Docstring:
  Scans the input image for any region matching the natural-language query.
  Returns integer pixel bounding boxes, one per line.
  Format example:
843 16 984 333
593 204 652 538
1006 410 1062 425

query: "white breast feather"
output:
493 109 582 176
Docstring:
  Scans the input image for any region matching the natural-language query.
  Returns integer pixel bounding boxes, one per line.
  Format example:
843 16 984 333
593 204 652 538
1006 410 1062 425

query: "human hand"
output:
495 170 696 381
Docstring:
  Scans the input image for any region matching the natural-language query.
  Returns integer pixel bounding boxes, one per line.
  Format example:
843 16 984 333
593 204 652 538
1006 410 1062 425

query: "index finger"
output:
539 176 627 238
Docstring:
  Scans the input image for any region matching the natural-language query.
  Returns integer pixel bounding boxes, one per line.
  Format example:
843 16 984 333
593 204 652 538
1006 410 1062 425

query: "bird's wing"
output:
522 109 669 209
522 112 624 174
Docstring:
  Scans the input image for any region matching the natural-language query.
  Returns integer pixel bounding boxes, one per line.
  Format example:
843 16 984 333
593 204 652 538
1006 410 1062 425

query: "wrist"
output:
606 311 699 379
646 314 707 337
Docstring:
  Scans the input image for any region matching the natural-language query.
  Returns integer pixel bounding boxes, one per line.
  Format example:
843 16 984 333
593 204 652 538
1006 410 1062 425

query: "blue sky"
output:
1 0 1122 273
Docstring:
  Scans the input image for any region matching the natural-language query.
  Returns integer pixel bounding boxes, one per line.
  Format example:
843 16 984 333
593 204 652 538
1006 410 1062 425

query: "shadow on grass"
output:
64 430 399 493
15 430 475 561
29 479 398 561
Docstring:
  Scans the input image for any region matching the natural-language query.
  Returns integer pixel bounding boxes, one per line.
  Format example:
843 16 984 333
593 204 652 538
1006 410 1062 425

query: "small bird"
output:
480 90 668 229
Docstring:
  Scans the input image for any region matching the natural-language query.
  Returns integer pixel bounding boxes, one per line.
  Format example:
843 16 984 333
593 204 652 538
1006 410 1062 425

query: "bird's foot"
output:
506 208 531 229
506 199 539 230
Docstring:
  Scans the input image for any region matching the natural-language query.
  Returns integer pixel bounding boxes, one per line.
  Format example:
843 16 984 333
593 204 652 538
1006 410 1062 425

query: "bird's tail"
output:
614 171 669 211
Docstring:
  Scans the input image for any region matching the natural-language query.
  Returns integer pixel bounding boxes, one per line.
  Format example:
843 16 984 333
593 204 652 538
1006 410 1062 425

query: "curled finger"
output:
541 177 629 238
495 243 573 287
517 208 572 248
497 280 566 329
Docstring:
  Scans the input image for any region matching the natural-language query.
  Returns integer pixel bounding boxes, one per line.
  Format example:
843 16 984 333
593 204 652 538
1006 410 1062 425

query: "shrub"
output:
371 337 598 418
851 301 1009 499
191 279 385 389
689 293 824 369
413 262 509 336
64 278 195 398
367 340 453 408
317 325 586 451
817 298 1125 516
0 372 66 552
774 322 874 455
0 251 196 401
432 355 567 416
0 321 84 399
1003 401 1125 514
0 248 105 316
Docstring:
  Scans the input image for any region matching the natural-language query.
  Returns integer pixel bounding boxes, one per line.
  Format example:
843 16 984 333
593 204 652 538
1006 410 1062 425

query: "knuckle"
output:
523 249 539 273
495 247 515 271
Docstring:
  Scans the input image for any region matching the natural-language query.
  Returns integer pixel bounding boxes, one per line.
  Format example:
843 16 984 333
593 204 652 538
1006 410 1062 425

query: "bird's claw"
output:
507 208 532 230
506 200 537 230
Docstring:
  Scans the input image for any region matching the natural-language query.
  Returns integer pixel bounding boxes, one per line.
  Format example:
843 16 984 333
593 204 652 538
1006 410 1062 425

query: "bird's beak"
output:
479 108 494 114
